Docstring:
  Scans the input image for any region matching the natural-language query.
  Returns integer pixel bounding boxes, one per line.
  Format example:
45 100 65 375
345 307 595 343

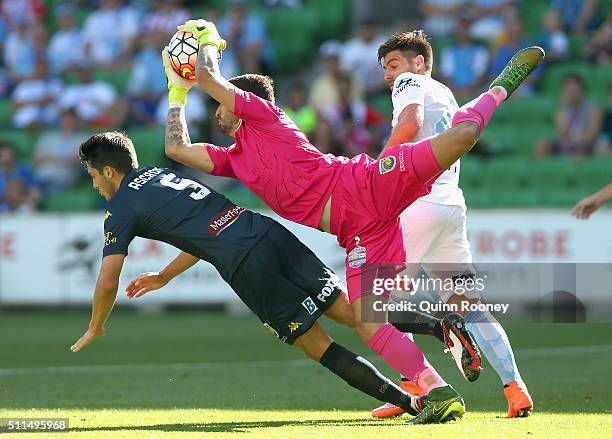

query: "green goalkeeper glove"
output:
177 19 227 52
162 47 195 107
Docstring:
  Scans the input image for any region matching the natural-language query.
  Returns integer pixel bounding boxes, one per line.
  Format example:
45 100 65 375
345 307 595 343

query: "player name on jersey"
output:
127 167 164 190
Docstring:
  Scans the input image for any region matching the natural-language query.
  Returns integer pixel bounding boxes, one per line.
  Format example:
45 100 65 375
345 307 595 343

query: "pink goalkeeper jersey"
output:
206 89 345 229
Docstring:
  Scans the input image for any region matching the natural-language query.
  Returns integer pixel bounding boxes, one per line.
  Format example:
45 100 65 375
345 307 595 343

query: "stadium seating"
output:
127 126 167 168
1 0 610 212
42 182 102 211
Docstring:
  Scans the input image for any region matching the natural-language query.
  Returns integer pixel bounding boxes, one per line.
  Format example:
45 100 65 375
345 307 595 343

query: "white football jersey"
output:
391 72 465 207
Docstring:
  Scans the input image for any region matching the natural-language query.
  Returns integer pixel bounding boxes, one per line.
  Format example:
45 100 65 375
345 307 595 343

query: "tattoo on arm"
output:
165 107 191 148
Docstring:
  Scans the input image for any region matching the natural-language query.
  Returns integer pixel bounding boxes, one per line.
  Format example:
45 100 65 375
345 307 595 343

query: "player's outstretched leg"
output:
489 46 545 100
293 322 424 416
428 46 545 171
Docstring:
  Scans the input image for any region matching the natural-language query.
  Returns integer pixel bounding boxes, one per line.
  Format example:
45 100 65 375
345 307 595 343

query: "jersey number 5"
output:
160 173 211 200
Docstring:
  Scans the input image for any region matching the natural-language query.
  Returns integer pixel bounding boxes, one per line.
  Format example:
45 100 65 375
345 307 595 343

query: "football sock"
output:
388 309 446 343
319 342 419 415
451 90 500 132
366 323 446 393
464 309 521 385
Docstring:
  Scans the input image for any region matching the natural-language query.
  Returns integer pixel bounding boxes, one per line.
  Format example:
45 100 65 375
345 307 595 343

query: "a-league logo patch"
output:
379 156 396 175
302 297 318 315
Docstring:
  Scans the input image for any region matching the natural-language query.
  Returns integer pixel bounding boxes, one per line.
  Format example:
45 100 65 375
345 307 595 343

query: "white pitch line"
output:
0 359 312 376
1 344 611 377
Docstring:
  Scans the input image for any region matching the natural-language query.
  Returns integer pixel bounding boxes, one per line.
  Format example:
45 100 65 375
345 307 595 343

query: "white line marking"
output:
0 345 611 376
0 359 312 376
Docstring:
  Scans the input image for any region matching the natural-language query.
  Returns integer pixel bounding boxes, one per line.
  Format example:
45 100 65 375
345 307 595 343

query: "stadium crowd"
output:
0 0 610 213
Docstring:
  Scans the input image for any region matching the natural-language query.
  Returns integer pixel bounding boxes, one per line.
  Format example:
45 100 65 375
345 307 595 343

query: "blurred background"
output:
0 0 611 313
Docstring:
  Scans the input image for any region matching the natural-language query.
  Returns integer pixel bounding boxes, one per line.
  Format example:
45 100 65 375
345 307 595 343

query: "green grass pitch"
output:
1 311 611 438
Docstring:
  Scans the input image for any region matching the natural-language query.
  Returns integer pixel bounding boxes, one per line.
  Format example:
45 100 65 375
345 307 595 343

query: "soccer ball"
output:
168 31 199 79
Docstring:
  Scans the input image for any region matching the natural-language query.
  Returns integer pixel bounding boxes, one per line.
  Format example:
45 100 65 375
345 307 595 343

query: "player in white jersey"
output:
371 31 533 418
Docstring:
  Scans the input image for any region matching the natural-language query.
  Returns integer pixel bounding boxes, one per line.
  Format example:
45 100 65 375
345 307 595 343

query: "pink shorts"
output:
329 139 443 303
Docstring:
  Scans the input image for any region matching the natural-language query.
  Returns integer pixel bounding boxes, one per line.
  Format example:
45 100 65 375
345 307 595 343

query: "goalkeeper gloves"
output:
177 19 227 52
162 47 195 107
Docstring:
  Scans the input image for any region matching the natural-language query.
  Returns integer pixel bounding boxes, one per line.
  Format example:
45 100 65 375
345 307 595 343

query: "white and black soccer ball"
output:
168 31 199 79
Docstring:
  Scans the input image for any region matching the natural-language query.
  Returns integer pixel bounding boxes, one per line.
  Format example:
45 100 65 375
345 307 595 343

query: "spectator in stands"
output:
33 109 86 194
440 17 489 98
11 59 61 130
126 30 168 126
584 9 612 64
534 74 604 158
3 19 37 80
0 0 44 31
537 9 569 64
319 73 386 157
549 0 599 35
145 0 189 38
309 40 363 113
283 82 317 138
594 85 612 155
0 142 40 212
489 17 539 95
0 179 37 213
419 0 466 37
217 0 274 76
82 0 138 68
469 0 517 42
263 0 303 8
47 4 83 75
340 19 387 99
58 64 127 128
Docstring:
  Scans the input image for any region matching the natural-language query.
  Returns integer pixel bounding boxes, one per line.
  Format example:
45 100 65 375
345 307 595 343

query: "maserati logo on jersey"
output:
379 156 396 175
104 210 112 220
208 205 245 236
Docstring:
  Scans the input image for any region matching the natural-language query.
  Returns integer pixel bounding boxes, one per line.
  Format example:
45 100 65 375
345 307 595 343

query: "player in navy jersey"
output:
69 131 434 416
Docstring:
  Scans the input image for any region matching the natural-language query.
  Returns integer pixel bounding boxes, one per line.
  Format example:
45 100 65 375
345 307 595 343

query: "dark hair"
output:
229 74 275 103
564 73 586 90
377 30 433 73
79 131 138 174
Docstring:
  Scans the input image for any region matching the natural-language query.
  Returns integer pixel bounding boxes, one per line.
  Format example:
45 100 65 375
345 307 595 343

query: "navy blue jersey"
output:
103 166 274 280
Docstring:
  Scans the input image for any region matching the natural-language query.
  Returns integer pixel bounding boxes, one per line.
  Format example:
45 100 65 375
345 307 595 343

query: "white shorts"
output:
400 199 478 303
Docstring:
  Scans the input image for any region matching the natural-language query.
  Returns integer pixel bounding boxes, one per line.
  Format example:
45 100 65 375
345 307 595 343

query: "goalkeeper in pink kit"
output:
163 19 544 424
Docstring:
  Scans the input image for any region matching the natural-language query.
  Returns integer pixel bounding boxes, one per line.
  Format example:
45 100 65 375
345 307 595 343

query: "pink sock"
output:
367 323 447 393
451 90 501 132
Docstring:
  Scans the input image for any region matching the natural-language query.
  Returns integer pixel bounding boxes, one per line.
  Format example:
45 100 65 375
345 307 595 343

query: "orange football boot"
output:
371 380 426 418
504 380 533 418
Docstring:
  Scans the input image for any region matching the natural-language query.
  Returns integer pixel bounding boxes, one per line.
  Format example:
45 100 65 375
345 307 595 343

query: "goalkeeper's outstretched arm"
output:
195 44 236 112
